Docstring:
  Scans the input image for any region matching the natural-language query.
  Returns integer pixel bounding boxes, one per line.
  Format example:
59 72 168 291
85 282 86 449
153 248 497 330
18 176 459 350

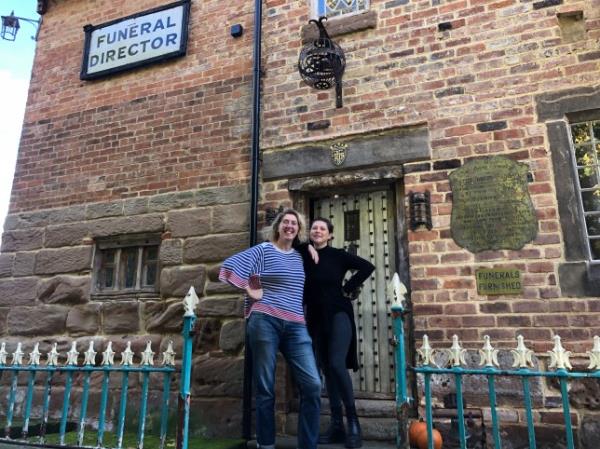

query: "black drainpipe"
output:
243 0 262 440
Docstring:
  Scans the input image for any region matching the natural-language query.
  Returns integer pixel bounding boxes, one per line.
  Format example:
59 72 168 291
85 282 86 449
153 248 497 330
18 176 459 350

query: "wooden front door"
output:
312 189 398 396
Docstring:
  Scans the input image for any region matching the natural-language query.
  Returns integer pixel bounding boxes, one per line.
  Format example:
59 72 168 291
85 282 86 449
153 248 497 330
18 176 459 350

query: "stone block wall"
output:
0 186 251 435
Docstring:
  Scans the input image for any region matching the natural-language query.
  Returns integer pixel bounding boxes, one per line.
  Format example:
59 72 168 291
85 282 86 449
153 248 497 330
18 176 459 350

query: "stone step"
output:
284 414 398 442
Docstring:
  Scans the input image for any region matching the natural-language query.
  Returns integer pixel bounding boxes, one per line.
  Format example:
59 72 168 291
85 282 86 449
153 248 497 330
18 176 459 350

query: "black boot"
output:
345 407 362 448
319 406 346 444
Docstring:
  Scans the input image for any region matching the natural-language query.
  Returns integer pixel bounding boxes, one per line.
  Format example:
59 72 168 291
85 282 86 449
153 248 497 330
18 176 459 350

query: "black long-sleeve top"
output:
299 244 375 370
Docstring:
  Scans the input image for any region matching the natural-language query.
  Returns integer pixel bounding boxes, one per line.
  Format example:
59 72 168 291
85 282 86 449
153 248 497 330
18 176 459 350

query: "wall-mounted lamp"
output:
1 11 41 41
298 17 346 108
409 191 432 231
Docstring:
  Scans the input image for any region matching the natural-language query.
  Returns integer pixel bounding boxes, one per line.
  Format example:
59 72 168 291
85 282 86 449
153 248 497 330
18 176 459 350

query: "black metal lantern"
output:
298 17 346 108
1 12 20 41
409 191 432 231
0 10 41 41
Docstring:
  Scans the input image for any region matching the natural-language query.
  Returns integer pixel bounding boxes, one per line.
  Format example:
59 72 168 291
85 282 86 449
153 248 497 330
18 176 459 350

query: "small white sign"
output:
81 1 190 80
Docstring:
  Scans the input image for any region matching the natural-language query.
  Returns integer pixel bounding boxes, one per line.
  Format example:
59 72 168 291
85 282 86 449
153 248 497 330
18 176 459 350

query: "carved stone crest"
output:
330 142 347 166
449 156 537 253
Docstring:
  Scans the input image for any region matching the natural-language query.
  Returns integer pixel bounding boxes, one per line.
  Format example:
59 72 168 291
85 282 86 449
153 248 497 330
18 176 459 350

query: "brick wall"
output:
11 0 255 213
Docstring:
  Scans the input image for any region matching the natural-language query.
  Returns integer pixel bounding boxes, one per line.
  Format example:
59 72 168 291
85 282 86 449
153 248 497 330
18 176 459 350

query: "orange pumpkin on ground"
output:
416 427 443 449
408 420 427 446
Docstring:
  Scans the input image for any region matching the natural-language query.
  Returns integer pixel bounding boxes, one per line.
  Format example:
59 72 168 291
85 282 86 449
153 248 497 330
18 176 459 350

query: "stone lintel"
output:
263 127 429 181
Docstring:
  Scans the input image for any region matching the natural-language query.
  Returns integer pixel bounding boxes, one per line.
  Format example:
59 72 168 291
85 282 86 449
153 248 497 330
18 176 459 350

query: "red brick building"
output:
1 0 599 446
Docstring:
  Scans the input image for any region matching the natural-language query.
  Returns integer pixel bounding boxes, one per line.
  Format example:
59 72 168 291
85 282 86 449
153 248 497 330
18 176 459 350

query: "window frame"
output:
311 0 370 19
536 86 600 296
566 118 600 263
93 234 161 298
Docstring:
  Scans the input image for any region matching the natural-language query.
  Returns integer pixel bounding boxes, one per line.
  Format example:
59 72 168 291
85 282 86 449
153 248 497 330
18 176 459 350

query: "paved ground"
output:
246 437 397 449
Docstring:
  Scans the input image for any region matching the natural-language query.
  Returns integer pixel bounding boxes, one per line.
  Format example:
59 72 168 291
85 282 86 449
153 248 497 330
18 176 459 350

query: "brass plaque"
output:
449 156 537 253
476 268 522 295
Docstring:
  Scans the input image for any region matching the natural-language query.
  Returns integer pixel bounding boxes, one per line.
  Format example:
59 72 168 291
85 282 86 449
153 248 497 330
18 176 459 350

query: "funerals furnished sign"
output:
80 0 190 80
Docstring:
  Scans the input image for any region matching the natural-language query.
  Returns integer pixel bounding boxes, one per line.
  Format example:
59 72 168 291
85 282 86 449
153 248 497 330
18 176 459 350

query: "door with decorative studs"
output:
312 189 397 396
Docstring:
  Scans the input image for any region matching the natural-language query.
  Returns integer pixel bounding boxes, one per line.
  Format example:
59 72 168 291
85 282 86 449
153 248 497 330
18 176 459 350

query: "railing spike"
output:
161 340 176 366
548 335 572 370
0 342 8 365
183 286 200 317
102 341 115 366
511 335 534 368
478 335 500 367
29 342 42 366
120 341 134 366
47 342 60 366
387 273 408 308
417 335 436 366
83 341 97 366
12 342 24 366
587 335 600 371
66 341 79 366
445 334 467 367
141 340 155 366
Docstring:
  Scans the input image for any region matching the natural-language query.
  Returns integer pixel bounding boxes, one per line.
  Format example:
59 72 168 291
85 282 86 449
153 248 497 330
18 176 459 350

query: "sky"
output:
0 0 39 231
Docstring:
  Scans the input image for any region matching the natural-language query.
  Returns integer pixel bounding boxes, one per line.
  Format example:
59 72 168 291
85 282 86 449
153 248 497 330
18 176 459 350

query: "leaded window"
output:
569 119 600 261
94 235 160 293
313 0 369 18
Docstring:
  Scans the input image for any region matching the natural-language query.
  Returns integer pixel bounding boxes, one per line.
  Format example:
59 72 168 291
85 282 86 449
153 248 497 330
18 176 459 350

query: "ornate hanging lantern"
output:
298 17 346 108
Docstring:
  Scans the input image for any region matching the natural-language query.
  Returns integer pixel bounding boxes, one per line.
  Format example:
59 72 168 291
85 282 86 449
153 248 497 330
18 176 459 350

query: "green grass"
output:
30 431 244 449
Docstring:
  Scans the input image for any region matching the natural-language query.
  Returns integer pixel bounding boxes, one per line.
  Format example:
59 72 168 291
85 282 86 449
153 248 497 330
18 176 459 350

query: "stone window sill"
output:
301 10 377 43
92 291 159 301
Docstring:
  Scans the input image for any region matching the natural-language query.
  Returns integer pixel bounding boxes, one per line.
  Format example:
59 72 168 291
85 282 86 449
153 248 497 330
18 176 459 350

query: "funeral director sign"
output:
81 0 190 80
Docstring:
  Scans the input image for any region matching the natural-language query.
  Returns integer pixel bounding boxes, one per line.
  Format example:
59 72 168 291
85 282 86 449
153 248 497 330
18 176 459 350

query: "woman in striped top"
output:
219 209 321 449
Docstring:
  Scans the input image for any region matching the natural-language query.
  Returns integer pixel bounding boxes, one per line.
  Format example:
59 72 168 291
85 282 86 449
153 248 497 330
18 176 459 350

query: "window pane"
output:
571 122 591 144
104 268 114 288
590 239 600 260
575 144 594 167
145 246 158 261
581 190 600 212
145 264 157 286
323 0 367 17
121 248 138 288
578 167 599 189
586 214 600 237
593 121 600 140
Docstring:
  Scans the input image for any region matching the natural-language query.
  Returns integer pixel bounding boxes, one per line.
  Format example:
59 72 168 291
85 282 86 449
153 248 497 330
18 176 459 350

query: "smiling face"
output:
277 213 300 245
310 219 332 249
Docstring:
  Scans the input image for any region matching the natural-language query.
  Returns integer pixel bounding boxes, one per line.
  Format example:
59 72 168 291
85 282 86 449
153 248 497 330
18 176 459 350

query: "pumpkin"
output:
408 420 427 446
416 427 443 449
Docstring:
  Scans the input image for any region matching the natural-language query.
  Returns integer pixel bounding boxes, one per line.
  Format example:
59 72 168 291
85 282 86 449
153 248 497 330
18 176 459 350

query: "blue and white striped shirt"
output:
219 242 306 323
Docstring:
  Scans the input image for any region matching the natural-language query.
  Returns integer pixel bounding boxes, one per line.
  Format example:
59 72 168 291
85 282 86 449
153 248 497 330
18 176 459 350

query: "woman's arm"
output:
341 251 375 297
218 244 263 290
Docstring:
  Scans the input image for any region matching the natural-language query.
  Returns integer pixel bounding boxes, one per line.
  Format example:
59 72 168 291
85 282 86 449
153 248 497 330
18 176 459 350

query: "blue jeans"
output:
247 312 321 449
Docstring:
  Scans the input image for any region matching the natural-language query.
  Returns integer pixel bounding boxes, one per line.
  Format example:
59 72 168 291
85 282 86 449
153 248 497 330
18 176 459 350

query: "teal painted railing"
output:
0 287 199 449
388 274 600 449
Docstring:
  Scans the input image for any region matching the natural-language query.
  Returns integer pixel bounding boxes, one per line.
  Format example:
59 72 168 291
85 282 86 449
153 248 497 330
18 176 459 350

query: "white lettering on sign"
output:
82 3 187 78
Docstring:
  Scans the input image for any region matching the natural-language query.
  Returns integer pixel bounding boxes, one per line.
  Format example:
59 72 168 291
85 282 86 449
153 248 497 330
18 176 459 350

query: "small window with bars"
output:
94 235 160 293
313 0 369 19
569 119 600 261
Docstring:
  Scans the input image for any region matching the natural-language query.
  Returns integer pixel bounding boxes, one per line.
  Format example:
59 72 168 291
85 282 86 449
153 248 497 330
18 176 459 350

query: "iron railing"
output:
389 274 600 449
0 287 199 449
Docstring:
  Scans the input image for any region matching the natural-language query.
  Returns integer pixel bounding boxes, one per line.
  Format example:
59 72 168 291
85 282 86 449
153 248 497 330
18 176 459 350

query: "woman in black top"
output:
302 217 375 449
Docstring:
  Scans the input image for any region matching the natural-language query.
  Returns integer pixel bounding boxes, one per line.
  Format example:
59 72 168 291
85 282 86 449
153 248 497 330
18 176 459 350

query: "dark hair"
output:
269 208 306 246
311 217 334 234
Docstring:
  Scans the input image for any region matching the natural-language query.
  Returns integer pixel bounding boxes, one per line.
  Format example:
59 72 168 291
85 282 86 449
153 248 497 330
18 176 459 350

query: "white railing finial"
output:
183 286 200 317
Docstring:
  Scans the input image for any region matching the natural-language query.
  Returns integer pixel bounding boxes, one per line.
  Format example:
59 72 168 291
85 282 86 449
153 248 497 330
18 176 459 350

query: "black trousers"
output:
316 312 356 413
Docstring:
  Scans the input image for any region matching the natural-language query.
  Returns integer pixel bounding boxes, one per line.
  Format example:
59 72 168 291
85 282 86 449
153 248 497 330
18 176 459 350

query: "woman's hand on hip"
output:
245 286 263 301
